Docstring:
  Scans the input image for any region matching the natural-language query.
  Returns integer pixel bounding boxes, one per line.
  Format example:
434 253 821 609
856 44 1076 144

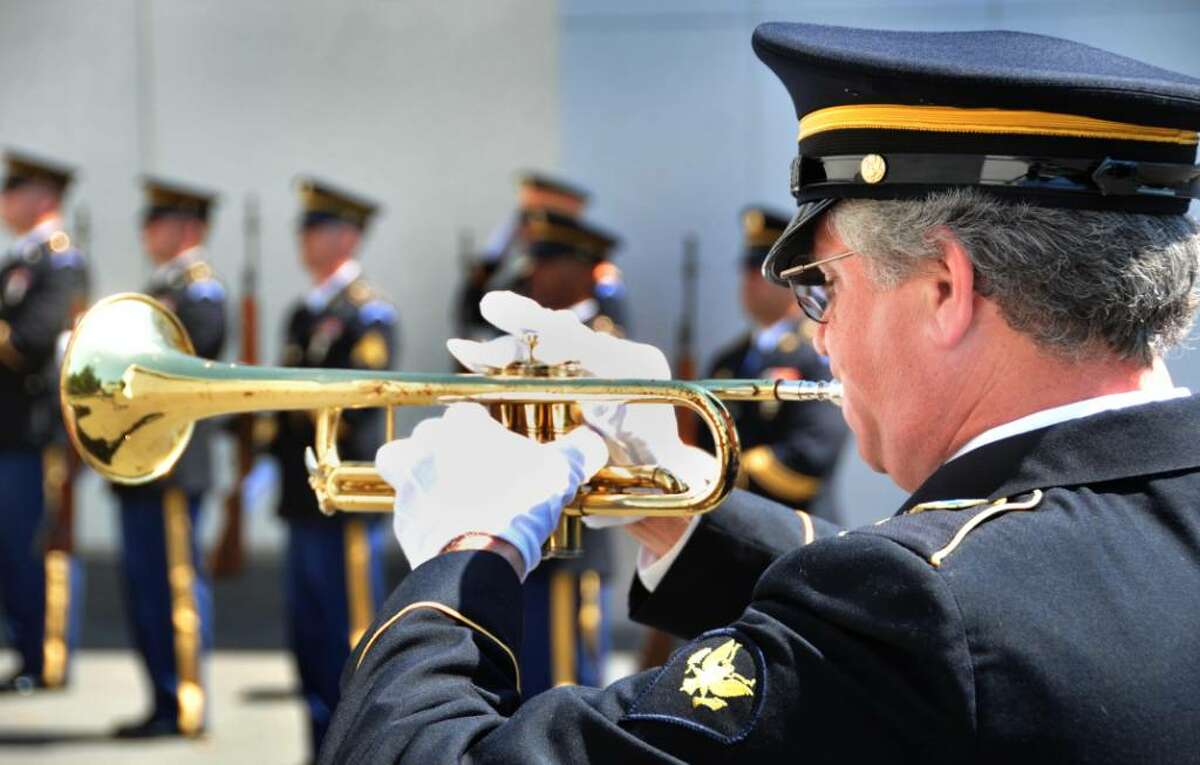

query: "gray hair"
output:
830 189 1200 365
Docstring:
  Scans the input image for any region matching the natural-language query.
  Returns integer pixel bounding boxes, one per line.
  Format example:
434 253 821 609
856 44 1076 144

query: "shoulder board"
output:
854 489 1044 568
358 298 396 326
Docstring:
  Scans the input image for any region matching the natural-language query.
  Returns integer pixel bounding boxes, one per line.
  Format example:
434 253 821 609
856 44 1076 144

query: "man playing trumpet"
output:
323 23 1200 763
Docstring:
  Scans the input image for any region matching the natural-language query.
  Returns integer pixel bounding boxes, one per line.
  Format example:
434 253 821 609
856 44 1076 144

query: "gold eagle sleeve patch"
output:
623 628 765 744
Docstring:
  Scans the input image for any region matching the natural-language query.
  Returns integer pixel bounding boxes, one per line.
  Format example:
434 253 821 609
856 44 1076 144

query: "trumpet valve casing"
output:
491 356 586 559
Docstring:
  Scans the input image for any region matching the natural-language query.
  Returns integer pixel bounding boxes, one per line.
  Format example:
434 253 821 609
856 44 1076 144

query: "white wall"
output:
2 0 1198 551
560 0 1200 526
0 0 562 552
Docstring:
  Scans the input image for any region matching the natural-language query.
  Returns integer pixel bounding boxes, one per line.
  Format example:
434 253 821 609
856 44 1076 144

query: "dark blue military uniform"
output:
270 266 398 752
0 215 88 692
269 178 402 755
316 21 1200 764
702 317 847 520
319 393 1200 764
111 247 226 735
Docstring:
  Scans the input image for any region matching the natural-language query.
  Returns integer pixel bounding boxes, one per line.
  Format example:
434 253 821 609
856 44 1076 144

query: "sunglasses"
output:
778 250 855 323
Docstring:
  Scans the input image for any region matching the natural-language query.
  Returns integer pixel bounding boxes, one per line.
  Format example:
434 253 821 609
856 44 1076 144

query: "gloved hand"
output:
447 291 717 528
377 403 609 577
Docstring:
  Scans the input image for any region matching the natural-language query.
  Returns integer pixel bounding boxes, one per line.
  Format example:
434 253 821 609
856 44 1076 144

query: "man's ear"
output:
926 226 976 348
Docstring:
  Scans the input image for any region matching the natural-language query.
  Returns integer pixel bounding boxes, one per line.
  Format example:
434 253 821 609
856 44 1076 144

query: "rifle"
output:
674 234 700 444
44 204 91 556
210 194 260 578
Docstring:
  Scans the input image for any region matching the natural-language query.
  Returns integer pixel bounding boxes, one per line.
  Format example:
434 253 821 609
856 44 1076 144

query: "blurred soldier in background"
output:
699 208 849 521
110 178 227 738
456 173 589 342
0 152 89 694
267 178 399 757
517 209 621 695
592 256 630 337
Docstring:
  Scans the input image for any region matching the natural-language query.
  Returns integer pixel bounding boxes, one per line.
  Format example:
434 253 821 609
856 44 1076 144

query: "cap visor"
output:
761 198 835 285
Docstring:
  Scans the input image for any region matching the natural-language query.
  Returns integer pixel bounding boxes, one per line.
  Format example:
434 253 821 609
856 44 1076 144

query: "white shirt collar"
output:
305 259 362 312
948 386 1192 463
569 298 599 324
752 317 794 353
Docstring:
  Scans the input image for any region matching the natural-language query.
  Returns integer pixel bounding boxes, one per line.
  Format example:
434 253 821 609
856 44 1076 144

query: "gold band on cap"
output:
799 104 1199 145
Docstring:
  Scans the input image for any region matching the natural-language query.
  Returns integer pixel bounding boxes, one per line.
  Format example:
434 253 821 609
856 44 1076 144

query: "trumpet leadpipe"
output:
698 378 843 404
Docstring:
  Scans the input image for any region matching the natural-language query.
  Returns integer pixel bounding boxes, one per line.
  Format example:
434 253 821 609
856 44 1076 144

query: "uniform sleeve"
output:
320 530 976 764
174 280 228 360
629 489 840 638
2 259 75 372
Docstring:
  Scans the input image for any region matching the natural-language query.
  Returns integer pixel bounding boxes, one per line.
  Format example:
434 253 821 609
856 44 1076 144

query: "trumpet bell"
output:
60 293 197 484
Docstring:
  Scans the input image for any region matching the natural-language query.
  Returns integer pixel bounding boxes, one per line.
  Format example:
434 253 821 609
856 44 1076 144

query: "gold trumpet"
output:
60 293 842 557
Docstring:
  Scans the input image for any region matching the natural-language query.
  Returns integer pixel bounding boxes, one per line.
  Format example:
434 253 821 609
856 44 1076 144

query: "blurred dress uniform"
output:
320 24 1200 764
111 178 226 738
268 179 397 754
456 173 589 342
699 208 848 520
519 210 622 695
0 152 89 694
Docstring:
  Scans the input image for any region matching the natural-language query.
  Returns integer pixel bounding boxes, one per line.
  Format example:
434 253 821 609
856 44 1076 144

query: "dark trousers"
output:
519 563 612 697
286 516 385 757
117 486 212 732
0 450 83 684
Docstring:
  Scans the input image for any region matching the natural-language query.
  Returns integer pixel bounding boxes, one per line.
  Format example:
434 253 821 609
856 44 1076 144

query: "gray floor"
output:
0 650 307 764
0 548 649 763
0 647 641 764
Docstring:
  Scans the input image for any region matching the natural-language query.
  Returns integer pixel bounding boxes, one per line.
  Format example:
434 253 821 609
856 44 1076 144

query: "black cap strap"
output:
792 154 1200 201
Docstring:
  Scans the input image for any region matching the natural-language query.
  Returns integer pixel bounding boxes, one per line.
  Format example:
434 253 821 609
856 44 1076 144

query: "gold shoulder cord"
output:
928 490 1044 567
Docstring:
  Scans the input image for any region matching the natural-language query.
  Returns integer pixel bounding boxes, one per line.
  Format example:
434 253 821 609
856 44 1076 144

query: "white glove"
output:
378 403 608 577
447 291 717 528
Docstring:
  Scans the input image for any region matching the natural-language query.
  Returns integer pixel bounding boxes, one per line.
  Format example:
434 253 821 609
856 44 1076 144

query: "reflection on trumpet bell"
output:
60 293 841 557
